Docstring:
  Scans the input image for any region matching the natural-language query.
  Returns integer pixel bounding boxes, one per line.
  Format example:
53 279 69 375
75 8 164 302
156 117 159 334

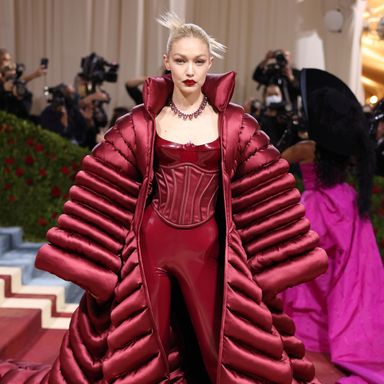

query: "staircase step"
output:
0 234 11 256
0 269 77 329
0 307 41 359
0 256 83 304
0 227 23 250
29 276 84 304
18 329 66 365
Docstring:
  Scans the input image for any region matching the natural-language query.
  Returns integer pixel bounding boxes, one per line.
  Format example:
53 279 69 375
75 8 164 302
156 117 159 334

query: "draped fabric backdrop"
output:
0 0 365 117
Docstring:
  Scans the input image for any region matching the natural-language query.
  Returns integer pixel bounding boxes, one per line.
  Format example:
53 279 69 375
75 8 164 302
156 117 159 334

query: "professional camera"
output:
79 52 119 88
275 110 307 152
43 83 67 110
1 62 29 99
77 53 119 128
261 50 288 84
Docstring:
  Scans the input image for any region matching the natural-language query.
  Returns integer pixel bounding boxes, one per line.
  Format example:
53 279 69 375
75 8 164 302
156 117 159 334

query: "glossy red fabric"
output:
152 135 220 227
1 72 327 383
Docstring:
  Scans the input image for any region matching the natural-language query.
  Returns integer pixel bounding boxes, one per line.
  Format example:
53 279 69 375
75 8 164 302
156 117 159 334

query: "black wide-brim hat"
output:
300 68 366 156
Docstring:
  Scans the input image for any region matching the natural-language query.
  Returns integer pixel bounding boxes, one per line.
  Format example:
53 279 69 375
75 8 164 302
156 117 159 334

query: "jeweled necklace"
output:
169 96 208 120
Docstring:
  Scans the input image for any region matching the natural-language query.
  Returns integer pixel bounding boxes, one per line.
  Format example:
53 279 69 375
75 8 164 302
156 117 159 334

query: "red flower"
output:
4 183 12 190
5 157 14 165
51 186 61 198
24 155 34 165
60 166 70 175
71 162 79 170
15 167 24 177
63 193 69 200
38 217 48 226
39 168 47 177
44 153 56 160
372 185 382 194
26 138 34 147
34 143 44 152
25 178 33 186
8 195 16 202
3 167 11 174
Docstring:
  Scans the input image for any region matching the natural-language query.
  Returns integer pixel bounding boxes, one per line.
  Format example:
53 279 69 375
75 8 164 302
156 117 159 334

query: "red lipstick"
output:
183 80 196 86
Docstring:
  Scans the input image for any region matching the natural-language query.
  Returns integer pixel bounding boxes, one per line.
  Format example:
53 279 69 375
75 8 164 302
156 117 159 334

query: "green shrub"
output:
0 111 89 241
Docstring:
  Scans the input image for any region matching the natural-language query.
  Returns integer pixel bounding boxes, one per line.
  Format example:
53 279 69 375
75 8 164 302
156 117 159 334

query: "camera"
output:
43 83 67 110
275 110 307 151
77 53 119 128
274 50 288 68
1 62 29 99
79 52 119 88
261 50 289 86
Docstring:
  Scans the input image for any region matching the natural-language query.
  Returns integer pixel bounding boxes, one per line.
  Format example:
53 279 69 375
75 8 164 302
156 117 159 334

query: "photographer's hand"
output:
79 90 109 107
3 80 14 93
283 65 295 82
22 65 47 84
258 50 275 68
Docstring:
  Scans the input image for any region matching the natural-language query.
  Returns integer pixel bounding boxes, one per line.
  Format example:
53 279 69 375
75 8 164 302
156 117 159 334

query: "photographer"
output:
74 52 119 148
40 83 88 145
258 83 287 146
0 49 47 120
369 99 384 176
253 49 300 112
124 68 171 106
258 83 306 152
0 62 32 119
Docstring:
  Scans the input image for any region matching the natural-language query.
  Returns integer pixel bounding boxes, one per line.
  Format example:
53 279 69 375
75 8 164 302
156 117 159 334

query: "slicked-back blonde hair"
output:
157 11 226 59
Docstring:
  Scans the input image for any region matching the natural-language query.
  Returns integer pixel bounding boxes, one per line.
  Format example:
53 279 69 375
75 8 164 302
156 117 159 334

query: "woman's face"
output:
164 37 213 95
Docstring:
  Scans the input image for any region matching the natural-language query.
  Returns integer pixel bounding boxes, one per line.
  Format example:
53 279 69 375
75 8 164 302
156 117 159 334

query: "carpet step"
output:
0 307 66 365
0 307 42 358
0 269 78 329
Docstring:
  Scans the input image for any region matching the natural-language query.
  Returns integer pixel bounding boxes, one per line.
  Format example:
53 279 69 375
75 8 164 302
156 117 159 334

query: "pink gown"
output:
283 163 384 384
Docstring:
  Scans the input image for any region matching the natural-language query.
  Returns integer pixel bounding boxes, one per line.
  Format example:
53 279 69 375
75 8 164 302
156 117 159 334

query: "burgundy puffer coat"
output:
6 72 327 383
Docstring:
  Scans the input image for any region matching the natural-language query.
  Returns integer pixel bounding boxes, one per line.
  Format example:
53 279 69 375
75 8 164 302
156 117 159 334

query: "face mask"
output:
265 95 282 106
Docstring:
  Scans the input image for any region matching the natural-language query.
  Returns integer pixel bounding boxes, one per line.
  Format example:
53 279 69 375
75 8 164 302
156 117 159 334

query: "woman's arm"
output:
281 140 315 164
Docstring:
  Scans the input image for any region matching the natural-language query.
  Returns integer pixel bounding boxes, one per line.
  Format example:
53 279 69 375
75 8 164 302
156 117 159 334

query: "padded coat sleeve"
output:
231 113 328 299
35 114 141 303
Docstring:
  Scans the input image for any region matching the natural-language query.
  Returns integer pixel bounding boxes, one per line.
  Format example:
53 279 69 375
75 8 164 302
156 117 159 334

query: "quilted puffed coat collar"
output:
142 71 236 116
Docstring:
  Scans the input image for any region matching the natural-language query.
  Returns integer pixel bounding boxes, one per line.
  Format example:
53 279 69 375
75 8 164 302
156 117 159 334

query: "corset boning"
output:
151 134 221 228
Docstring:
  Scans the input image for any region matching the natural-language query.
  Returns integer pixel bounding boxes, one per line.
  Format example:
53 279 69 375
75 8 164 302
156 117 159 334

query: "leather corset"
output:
151 134 221 227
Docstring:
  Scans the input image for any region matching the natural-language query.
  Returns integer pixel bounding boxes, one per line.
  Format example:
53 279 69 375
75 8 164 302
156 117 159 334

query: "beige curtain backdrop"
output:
0 0 365 116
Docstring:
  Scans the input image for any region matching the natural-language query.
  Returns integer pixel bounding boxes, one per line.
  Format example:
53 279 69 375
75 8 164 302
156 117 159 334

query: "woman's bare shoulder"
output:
281 140 315 163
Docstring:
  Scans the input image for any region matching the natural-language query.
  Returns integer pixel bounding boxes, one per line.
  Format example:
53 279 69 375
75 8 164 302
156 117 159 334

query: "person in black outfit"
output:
370 99 384 176
40 84 89 146
257 83 288 147
253 50 300 112
125 69 171 106
0 48 46 120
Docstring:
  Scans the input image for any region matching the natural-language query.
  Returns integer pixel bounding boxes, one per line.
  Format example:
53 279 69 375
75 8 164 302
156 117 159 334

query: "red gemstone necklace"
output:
169 96 208 120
